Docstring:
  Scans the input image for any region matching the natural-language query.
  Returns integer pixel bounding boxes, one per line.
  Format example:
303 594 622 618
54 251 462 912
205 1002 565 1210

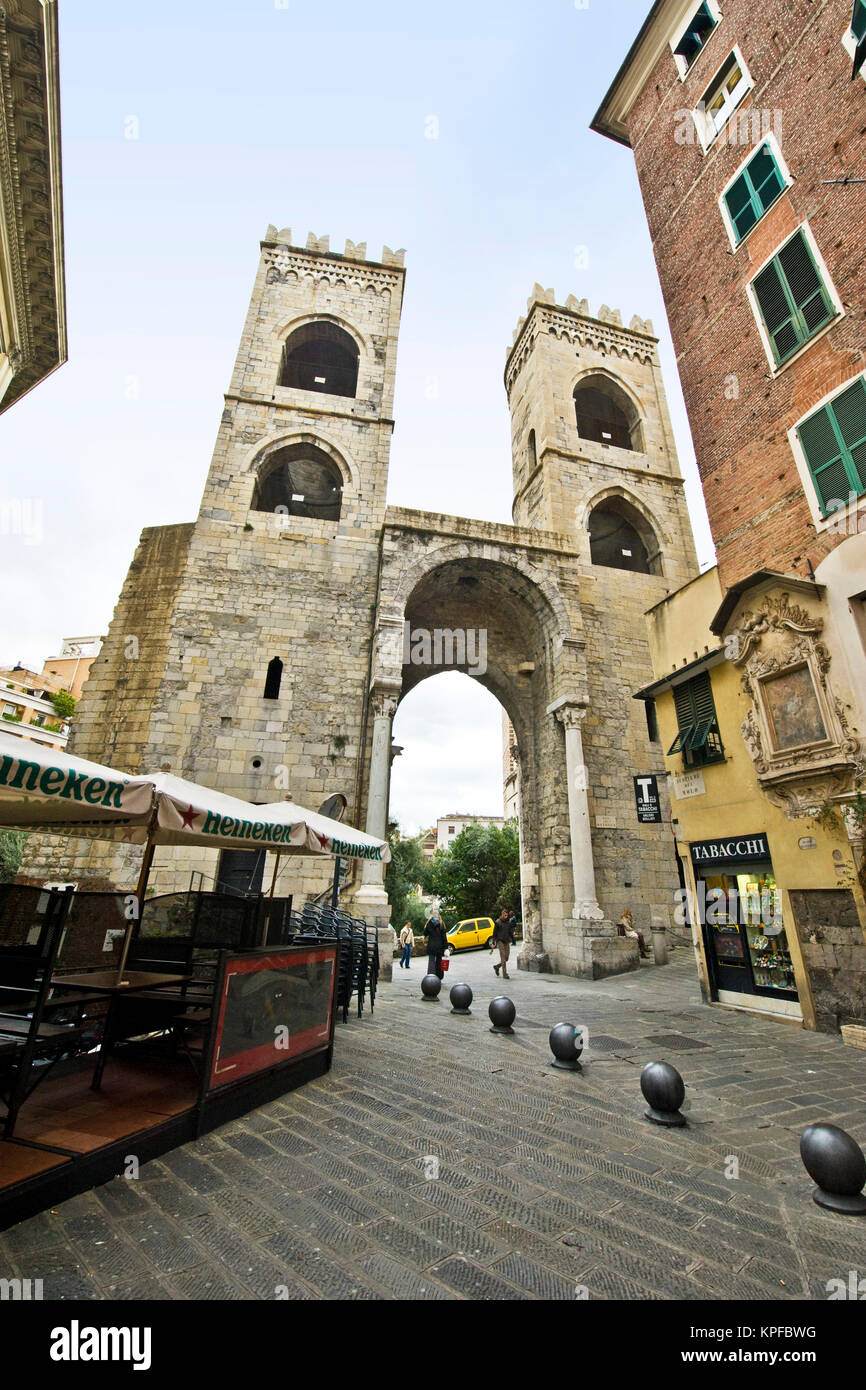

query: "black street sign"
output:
633 774 661 823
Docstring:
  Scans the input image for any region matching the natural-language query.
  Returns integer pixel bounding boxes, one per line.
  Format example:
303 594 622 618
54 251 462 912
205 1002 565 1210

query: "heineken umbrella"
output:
149 775 390 862
0 729 154 833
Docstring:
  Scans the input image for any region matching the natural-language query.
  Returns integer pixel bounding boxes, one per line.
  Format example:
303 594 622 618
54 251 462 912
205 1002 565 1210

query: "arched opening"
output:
574 374 643 452
587 497 662 574
263 656 283 700
388 673 522 937
279 321 359 398
527 429 537 471
251 443 343 520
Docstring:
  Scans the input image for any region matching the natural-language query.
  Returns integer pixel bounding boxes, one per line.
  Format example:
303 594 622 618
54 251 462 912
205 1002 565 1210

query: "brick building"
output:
594 0 866 1031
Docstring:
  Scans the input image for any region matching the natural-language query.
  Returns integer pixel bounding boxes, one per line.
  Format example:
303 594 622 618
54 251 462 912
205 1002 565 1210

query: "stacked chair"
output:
0 885 103 1138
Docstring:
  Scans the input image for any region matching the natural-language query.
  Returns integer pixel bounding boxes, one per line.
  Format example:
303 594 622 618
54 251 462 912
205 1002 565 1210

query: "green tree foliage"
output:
0 829 27 883
384 824 428 928
425 820 521 925
50 690 76 720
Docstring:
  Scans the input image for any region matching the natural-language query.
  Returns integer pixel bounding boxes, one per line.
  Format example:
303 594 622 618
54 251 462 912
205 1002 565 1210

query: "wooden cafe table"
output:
51 971 191 1091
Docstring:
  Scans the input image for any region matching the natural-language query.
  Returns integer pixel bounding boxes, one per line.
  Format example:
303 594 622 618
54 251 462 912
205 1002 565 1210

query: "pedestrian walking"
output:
425 912 448 979
398 920 414 969
491 908 514 979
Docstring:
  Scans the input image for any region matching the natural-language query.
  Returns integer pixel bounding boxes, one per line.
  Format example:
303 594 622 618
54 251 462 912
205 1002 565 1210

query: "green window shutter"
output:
724 145 785 244
853 0 866 41
674 3 717 65
753 231 835 365
797 378 866 514
669 673 722 763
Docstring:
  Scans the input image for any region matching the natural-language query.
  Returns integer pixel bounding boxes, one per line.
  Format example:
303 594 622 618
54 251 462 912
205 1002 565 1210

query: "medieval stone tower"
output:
23 233 700 980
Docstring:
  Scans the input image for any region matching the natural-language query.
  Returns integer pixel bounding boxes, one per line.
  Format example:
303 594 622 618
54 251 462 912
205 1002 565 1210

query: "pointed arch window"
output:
587 497 662 575
574 375 643 452
264 657 283 700
252 443 344 521
279 322 359 398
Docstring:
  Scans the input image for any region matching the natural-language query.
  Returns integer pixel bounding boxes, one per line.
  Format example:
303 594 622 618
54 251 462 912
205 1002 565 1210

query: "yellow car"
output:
446 917 495 953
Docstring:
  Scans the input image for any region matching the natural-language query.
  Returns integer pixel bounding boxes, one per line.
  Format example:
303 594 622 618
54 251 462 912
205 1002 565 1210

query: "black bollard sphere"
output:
420 973 442 1001
549 1022 583 1071
449 982 473 1015
800 1123 866 1215
640 1060 687 1127
488 995 516 1035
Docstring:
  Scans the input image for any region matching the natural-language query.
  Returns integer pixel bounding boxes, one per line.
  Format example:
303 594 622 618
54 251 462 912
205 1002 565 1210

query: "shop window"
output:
750 229 836 367
795 376 866 516
252 443 343 521
723 143 786 245
263 657 283 701
279 322 359 398
668 671 725 766
673 3 718 71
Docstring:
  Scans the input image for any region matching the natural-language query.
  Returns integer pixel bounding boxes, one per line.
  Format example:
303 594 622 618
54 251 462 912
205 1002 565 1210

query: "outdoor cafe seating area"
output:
0 881 379 1228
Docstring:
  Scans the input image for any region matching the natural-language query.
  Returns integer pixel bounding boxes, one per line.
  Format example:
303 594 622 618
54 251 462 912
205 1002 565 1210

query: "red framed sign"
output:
205 944 337 1094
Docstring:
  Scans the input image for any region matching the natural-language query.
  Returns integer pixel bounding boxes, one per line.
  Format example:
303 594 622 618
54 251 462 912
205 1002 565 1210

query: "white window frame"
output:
745 222 844 378
670 0 723 80
717 130 793 252
693 46 753 152
842 4 866 83
787 371 866 534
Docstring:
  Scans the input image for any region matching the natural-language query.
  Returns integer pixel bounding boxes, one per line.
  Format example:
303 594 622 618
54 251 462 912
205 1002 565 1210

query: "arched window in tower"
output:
587 497 662 575
527 429 537 471
574 375 643 452
279 322 359 398
264 656 283 700
252 443 344 521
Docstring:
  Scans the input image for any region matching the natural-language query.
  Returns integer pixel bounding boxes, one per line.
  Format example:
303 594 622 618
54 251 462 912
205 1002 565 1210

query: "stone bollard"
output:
641 1060 687 1127
488 996 516 1035
420 973 441 1001
652 926 669 966
449 982 473 1015
800 1123 866 1215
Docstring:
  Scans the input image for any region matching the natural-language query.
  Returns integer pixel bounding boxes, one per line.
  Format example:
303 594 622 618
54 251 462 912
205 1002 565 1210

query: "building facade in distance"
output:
0 0 65 413
594 0 866 1031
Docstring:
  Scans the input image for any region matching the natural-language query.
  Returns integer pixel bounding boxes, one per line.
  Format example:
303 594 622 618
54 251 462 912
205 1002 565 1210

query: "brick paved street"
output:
3 945 865 1301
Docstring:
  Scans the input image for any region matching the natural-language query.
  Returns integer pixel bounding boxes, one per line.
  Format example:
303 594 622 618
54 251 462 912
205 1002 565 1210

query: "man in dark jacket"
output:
425 913 449 979
491 909 514 979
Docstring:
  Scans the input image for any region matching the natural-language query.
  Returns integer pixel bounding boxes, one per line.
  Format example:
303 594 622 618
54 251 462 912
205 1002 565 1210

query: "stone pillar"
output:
354 686 399 976
555 703 604 922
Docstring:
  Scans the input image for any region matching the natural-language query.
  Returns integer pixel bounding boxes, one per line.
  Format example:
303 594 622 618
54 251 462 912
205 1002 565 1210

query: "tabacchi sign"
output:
690 833 770 867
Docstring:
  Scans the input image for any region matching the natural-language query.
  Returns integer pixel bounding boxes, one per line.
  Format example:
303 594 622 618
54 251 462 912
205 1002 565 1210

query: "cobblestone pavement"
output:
3 945 865 1301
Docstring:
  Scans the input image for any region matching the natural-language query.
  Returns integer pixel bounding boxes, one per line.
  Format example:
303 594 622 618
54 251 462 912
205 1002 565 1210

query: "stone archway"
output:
350 512 633 980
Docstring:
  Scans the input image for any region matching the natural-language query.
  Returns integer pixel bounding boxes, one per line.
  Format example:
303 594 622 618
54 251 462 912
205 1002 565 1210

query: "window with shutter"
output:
698 51 751 144
752 230 836 366
723 143 786 244
853 0 866 76
674 3 718 70
796 377 866 515
667 671 725 767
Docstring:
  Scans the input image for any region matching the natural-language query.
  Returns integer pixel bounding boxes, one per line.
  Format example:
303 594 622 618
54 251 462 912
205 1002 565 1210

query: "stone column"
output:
555 702 604 921
355 687 399 968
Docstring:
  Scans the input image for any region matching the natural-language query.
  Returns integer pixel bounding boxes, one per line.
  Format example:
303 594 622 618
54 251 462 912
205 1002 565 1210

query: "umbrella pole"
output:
116 822 156 985
268 851 281 899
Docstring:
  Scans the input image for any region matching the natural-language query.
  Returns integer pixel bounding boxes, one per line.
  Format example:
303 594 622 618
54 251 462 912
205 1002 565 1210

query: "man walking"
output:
491 909 514 979
425 912 448 980
398 920 414 969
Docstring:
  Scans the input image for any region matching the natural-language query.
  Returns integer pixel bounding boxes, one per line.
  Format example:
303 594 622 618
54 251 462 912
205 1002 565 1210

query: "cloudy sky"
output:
3 0 715 836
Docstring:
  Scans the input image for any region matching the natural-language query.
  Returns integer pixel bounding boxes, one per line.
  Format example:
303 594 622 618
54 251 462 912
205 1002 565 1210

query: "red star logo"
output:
316 832 329 849
180 804 199 829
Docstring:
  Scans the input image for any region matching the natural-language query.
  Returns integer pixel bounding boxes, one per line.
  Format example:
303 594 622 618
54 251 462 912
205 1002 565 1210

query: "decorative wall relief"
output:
730 593 860 818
